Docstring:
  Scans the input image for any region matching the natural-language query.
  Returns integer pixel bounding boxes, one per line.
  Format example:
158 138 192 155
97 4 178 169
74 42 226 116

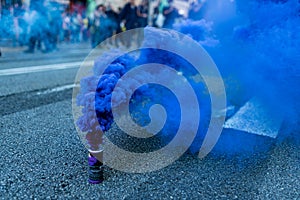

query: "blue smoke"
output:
77 0 300 155
174 0 300 154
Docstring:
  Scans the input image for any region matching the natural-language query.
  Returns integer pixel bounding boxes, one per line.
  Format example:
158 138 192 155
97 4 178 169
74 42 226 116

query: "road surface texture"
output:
0 42 299 199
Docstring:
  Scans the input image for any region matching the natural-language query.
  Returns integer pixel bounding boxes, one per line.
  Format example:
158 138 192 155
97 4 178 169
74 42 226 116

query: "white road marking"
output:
224 98 282 138
0 61 93 76
36 84 78 95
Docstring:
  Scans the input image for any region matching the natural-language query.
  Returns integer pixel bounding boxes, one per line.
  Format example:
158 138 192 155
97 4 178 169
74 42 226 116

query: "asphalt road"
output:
0 42 299 199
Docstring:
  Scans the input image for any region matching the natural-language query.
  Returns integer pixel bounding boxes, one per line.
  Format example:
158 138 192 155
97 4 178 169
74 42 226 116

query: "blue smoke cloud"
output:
178 0 299 123
77 0 300 155
174 0 300 154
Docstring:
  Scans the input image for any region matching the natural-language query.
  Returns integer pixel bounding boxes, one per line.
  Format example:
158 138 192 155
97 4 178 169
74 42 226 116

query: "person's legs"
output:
24 29 38 53
24 35 36 53
41 30 52 52
36 38 41 50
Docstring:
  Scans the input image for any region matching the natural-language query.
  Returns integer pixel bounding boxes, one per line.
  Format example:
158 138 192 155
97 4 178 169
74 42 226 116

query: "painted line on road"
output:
36 84 78 95
0 61 93 76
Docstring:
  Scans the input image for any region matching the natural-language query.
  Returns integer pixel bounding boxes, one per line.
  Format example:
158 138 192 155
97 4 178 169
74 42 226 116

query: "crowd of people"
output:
0 0 207 53
0 1 65 53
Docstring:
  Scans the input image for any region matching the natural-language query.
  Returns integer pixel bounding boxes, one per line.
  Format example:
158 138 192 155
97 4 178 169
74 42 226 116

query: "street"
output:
0 42 299 199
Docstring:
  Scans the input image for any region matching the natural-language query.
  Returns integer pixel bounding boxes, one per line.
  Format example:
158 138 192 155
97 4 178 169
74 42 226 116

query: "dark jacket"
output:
119 3 138 30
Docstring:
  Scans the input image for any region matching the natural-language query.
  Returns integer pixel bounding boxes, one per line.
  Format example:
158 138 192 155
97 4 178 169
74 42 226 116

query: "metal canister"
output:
88 152 104 184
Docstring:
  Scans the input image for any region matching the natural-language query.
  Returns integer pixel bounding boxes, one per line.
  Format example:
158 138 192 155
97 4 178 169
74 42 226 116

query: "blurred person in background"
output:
25 0 62 53
62 10 71 42
70 10 82 43
152 0 168 27
15 3 28 46
136 0 149 45
115 7 125 47
137 0 149 27
89 4 109 48
162 0 180 28
119 0 138 47
152 3 159 27
119 0 137 31
13 3 26 46
81 11 89 42
24 0 55 53
23 2 41 53
47 2 62 51
38 0 53 53
105 3 118 46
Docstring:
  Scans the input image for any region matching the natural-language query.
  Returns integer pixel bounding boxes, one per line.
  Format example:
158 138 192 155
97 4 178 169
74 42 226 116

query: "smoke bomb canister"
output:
88 153 104 184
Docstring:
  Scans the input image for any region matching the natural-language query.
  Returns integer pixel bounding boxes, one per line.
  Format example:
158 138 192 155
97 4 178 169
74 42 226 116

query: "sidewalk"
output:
0 40 92 60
